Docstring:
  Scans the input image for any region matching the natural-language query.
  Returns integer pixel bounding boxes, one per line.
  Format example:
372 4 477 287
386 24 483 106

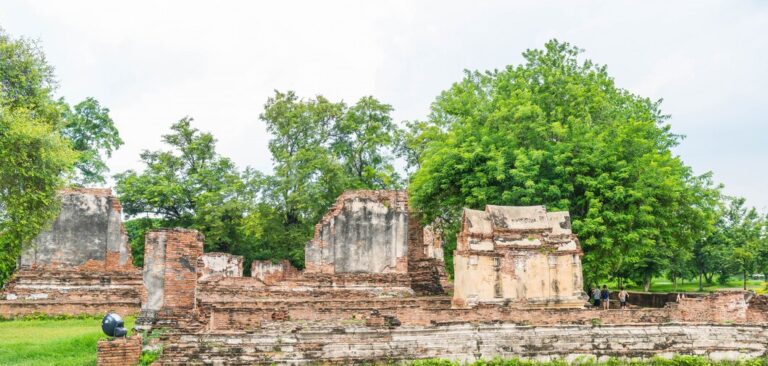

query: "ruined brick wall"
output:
250 260 299 285
19 188 135 272
198 253 243 281
97 335 142 366
305 190 410 274
141 229 203 312
453 206 585 308
748 294 768 323
0 188 142 317
301 190 446 295
160 324 768 365
671 291 750 323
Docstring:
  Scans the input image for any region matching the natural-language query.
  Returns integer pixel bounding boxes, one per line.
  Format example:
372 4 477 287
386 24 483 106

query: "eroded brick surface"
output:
198 252 243 281
97 335 142 366
453 206 586 308
0 189 142 317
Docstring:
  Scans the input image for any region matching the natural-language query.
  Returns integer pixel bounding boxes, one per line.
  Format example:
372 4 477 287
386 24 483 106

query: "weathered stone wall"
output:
19 188 134 272
97 335 142 366
198 252 243 281
198 291 760 331
160 324 768 365
141 228 204 312
250 260 299 285
0 188 142 317
305 190 410 274
453 205 585 308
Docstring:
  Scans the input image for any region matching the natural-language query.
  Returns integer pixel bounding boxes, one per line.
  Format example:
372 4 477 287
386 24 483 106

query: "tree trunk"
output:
743 272 747 290
698 272 703 292
643 275 651 292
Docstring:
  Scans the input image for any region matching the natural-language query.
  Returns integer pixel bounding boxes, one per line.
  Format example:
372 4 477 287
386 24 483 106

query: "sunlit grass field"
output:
603 277 767 295
0 316 135 366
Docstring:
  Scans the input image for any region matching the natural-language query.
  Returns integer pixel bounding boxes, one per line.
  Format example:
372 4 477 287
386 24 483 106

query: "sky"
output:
1 1 766 210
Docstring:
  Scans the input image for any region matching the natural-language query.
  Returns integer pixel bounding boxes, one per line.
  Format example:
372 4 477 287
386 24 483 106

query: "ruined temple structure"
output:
0 188 142 316
3 188 768 364
304 190 449 295
453 205 587 308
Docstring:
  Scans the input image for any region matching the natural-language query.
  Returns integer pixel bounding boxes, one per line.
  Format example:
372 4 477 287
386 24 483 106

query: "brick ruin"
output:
304 190 448 295
453 205 586 308
3 189 768 364
0 188 142 316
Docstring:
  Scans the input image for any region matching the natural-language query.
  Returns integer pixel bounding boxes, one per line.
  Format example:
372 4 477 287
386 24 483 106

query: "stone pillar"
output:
137 228 203 328
97 335 142 366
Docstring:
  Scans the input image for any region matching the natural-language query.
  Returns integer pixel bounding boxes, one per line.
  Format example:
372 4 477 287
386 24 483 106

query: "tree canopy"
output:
0 29 122 285
2 30 765 292
407 40 723 285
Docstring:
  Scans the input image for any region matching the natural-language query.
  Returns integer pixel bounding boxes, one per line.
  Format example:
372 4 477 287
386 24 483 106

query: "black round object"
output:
101 312 127 337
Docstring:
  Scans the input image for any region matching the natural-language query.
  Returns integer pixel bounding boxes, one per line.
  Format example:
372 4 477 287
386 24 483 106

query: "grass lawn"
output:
0 316 135 366
603 277 768 294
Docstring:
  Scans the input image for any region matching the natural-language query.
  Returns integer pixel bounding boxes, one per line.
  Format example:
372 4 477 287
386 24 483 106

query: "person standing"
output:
618 287 629 309
600 285 610 310
592 287 601 308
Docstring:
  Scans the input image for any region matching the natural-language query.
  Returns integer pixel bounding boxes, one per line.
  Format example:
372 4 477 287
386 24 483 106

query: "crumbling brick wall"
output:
453 206 586 308
1 188 142 317
198 253 243 281
141 228 204 312
19 188 135 272
305 190 411 274
302 190 446 295
670 291 750 323
250 260 299 285
97 335 142 366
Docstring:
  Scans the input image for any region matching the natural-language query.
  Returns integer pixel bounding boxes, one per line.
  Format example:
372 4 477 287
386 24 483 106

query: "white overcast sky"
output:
2 1 766 210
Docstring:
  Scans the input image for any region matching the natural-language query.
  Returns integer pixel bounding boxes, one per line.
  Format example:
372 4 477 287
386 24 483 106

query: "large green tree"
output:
407 40 720 286
114 118 260 264
257 91 401 266
61 97 124 185
0 30 78 285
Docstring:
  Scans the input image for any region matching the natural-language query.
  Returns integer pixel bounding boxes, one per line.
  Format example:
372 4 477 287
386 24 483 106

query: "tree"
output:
61 97 123 185
408 40 719 285
0 30 78 285
257 91 402 266
114 118 260 260
333 96 400 189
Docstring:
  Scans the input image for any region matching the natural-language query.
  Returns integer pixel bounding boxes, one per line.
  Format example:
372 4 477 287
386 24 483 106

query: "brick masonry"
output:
141 228 204 312
159 323 768 365
97 335 142 366
0 189 142 317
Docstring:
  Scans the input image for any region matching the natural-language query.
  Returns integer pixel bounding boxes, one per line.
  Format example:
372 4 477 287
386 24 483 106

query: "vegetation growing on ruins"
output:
0 29 123 285
406 40 768 290
0 25 766 292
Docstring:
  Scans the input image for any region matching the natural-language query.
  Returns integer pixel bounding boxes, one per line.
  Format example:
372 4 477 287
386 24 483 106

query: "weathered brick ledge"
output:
156 323 768 365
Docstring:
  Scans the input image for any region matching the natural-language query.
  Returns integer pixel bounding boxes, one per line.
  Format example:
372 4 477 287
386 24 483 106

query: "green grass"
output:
0 316 135 366
600 277 767 294
405 356 768 365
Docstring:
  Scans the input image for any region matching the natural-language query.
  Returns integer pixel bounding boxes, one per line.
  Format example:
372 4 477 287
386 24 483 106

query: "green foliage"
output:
124 217 164 267
334 96 401 188
61 97 123 185
257 91 402 267
402 356 768 366
0 29 123 287
139 348 161 366
115 118 261 266
407 39 721 284
696 197 768 290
